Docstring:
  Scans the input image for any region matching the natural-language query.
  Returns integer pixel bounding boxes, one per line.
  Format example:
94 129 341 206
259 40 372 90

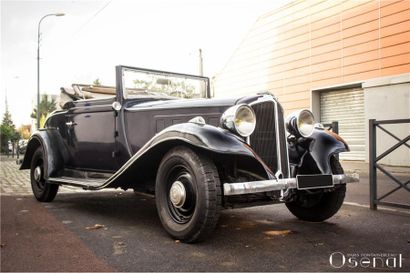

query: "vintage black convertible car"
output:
21 65 358 242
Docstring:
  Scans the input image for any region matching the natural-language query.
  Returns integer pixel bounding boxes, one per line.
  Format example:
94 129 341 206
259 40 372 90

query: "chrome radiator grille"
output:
250 102 278 173
250 100 289 178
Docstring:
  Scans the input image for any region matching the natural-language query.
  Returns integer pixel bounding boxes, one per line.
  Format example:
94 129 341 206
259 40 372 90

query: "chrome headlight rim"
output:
286 109 315 138
221 104 256 138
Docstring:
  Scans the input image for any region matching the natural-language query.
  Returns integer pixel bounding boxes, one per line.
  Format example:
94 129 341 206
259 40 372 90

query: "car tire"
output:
155 146 222 243
285 156 346 222
30 147 59 202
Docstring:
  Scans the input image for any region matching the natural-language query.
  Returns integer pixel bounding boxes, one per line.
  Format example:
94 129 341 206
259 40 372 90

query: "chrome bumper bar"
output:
223 173 359 196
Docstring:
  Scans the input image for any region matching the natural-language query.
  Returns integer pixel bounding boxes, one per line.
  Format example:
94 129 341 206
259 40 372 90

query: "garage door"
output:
320 88 365 161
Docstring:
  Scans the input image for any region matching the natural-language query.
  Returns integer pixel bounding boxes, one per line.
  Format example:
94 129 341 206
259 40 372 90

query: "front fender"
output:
147 122 255 156
101 122 274 189
20 129 67 178
289 128 348 175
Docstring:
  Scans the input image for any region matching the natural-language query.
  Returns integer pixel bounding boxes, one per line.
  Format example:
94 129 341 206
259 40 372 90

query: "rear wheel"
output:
285 156 346 222
30 147 59 202
155 146 222 243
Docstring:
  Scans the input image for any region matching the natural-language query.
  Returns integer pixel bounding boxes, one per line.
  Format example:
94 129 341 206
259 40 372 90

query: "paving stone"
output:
0 155 105 196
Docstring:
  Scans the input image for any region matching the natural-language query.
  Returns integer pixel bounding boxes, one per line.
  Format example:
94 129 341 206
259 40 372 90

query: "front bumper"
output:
223 173 359 196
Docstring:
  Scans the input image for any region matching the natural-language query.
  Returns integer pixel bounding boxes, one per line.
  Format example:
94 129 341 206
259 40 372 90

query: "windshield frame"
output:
116 65 210 101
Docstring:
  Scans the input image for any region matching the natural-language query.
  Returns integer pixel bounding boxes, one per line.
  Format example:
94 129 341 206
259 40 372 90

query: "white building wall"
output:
363 73 410 166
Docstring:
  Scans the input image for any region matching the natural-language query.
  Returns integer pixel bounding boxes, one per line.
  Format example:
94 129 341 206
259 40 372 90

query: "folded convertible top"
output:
58 84 116 109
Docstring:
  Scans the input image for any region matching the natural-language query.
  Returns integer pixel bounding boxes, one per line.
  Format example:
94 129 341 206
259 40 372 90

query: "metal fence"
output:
369 118 410 210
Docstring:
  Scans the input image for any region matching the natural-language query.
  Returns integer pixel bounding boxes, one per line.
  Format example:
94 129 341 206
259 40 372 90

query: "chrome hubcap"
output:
34 166 42 182
169 181 186 208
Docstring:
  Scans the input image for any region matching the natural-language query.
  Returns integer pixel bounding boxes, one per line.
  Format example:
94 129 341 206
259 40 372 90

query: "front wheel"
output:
285 156 346 222
30 147 59 202
155 146 222 243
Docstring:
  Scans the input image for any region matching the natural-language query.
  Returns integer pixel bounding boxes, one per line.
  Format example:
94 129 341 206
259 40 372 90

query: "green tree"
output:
133 79 150 89
93 78 101 86
132 77 196 98
0 109 20 153
31 94 57 128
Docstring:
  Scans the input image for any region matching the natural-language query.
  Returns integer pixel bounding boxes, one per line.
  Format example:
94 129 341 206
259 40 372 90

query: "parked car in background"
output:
20 65 358 242
7 141 13 154
18 139 27 155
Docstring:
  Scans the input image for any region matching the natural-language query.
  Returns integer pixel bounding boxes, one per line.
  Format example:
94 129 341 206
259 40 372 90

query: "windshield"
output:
121 67 209 99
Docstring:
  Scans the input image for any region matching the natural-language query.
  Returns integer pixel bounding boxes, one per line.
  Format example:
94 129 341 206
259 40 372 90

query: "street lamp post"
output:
37 13 65 129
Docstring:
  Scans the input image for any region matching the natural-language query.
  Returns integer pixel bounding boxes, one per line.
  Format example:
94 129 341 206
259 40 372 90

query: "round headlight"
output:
286 109 315 137
221 104 256 137
234 105 256 137
297 110 315 137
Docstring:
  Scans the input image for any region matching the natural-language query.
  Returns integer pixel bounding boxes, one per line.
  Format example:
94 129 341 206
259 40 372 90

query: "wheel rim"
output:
34 166 41 181
33 160 45 190
169 181 186 208
166 166 196 224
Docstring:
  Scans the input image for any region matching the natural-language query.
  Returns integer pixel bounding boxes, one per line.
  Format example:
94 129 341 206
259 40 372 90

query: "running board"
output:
48 176 106 190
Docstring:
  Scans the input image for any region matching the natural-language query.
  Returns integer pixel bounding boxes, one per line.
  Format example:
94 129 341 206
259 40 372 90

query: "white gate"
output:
320 88 365 160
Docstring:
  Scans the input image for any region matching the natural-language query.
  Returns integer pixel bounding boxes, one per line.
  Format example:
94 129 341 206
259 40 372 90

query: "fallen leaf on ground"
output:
264 230 292 236
175 240 180 243
191 251 206 258
113 241 127 255
221 261 234 267
85 224 105 230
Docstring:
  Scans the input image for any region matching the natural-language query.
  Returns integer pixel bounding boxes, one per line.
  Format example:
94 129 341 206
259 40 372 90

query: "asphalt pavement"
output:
1 156 409 272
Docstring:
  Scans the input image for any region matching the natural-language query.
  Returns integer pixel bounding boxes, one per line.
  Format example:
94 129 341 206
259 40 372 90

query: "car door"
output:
65 98 117 172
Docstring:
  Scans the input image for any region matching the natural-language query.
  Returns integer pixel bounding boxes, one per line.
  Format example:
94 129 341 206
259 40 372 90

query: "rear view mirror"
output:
156 78 171 85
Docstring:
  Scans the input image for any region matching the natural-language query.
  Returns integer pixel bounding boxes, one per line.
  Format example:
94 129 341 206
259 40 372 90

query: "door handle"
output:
65 121 77 127
112 101 122 111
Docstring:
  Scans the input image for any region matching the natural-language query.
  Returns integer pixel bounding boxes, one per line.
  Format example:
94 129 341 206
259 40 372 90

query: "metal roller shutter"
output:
320 88 365 161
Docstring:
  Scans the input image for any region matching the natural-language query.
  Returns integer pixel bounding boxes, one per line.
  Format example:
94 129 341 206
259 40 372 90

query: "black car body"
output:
20 65 358 242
